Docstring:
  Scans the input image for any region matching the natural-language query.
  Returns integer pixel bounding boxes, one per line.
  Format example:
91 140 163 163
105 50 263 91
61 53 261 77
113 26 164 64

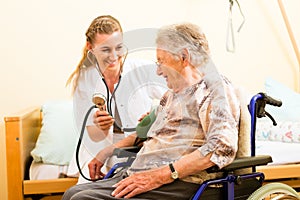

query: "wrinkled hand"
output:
111 168 171 198
93 109 114 131
88 158 106 180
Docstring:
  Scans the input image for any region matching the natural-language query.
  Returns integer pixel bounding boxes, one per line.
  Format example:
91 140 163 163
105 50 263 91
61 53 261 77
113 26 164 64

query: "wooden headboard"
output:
5 106 77 200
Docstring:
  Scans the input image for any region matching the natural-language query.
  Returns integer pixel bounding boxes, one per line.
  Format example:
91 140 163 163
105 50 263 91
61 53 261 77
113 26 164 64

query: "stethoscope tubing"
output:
95 55 136 132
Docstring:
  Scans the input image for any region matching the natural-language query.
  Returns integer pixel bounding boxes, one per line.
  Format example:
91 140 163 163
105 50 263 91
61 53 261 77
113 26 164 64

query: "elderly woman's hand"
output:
111 166 173 198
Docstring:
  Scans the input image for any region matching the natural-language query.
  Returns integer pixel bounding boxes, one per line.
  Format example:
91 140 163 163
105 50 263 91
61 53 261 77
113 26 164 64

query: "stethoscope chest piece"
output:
92 93 107 111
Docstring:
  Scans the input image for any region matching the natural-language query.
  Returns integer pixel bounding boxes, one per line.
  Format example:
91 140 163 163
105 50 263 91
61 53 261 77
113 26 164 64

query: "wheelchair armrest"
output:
113 147 272 174
206 155 272 173
113 146 140 158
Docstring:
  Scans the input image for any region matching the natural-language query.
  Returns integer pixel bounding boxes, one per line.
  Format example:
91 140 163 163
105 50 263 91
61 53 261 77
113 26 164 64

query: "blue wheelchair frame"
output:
104 93 282 199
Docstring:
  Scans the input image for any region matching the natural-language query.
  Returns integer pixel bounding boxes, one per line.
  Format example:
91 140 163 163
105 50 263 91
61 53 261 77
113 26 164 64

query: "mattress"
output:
29 161 70 180
29 156 125 183
256 140 300 165
255 120 300 165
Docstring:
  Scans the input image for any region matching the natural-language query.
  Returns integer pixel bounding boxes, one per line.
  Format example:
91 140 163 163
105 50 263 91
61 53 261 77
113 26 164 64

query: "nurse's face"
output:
90 32 126 73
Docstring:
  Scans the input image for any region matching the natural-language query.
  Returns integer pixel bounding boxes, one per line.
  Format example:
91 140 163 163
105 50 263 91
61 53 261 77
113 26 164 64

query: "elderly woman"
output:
63 22 240 200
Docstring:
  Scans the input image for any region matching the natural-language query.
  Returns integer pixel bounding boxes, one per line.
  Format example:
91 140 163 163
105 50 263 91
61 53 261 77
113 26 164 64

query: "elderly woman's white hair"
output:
155 23 210 68
156 22 227 109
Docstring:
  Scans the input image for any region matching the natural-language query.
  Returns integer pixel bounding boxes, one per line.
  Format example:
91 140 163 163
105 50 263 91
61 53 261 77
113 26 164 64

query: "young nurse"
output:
66 15 166 184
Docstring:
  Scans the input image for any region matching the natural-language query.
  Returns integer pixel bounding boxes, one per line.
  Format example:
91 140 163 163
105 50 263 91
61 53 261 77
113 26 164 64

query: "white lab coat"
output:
67 58 167 184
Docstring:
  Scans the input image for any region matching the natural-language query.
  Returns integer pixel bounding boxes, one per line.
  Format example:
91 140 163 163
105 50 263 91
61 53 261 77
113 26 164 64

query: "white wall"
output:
0 0 299 121
0 0 299 199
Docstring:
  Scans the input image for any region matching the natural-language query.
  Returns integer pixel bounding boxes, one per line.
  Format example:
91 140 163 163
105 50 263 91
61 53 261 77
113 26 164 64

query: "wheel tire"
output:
247 182 300 200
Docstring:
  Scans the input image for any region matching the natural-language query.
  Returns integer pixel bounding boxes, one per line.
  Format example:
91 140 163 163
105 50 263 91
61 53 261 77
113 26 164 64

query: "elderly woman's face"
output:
156 48 183 89
90 32 126 73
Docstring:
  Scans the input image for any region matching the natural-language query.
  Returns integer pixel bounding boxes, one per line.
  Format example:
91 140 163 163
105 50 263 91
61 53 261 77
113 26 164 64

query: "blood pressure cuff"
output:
135 108 156 139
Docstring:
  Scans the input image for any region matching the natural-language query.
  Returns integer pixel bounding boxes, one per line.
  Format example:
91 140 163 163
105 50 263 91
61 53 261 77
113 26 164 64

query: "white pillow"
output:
31 100 78 165
265 77 300 122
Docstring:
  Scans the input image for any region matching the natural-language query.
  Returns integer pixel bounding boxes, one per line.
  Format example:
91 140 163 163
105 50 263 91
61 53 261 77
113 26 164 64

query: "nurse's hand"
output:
88 157 106 180
88 145 115 180
93 110 115 131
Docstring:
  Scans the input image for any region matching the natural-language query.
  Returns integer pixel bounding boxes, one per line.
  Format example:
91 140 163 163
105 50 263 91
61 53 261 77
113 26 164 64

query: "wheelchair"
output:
102 93 300 199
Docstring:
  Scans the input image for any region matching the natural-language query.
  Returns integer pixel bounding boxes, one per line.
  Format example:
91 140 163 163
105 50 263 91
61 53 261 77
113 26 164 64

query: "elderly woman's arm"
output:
111 150 214 199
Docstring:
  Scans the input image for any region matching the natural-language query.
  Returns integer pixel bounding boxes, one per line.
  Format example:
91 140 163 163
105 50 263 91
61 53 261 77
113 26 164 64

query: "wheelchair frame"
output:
105 93 300 200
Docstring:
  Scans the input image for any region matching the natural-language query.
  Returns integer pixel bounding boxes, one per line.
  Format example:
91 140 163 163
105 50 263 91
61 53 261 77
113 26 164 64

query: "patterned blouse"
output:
127 73 240 184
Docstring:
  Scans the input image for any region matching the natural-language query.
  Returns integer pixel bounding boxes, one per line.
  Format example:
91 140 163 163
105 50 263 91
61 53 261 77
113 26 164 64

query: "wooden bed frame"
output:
257 164 300 189
4 106 300 199
5 106 78 200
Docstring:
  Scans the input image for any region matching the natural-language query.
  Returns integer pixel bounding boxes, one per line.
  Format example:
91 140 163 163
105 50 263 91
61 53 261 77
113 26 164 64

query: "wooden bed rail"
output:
5 106 77 200
257 164 300 188
257 164 300 180
23 178 78 195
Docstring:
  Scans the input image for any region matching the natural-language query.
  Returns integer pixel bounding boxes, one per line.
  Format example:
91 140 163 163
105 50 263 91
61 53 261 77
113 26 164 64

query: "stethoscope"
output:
76 49 137 181
93 54 136 132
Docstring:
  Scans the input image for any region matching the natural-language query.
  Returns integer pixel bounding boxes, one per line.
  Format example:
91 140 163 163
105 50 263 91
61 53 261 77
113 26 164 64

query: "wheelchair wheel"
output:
247 182 300 200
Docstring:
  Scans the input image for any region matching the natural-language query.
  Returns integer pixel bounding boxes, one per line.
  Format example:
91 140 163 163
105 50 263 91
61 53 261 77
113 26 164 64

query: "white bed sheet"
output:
256 140 300 165
29 156 123 183
29 161 70 180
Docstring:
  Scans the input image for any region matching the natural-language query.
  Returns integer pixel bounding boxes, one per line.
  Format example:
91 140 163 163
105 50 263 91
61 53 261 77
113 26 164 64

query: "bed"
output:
5 104 78 200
